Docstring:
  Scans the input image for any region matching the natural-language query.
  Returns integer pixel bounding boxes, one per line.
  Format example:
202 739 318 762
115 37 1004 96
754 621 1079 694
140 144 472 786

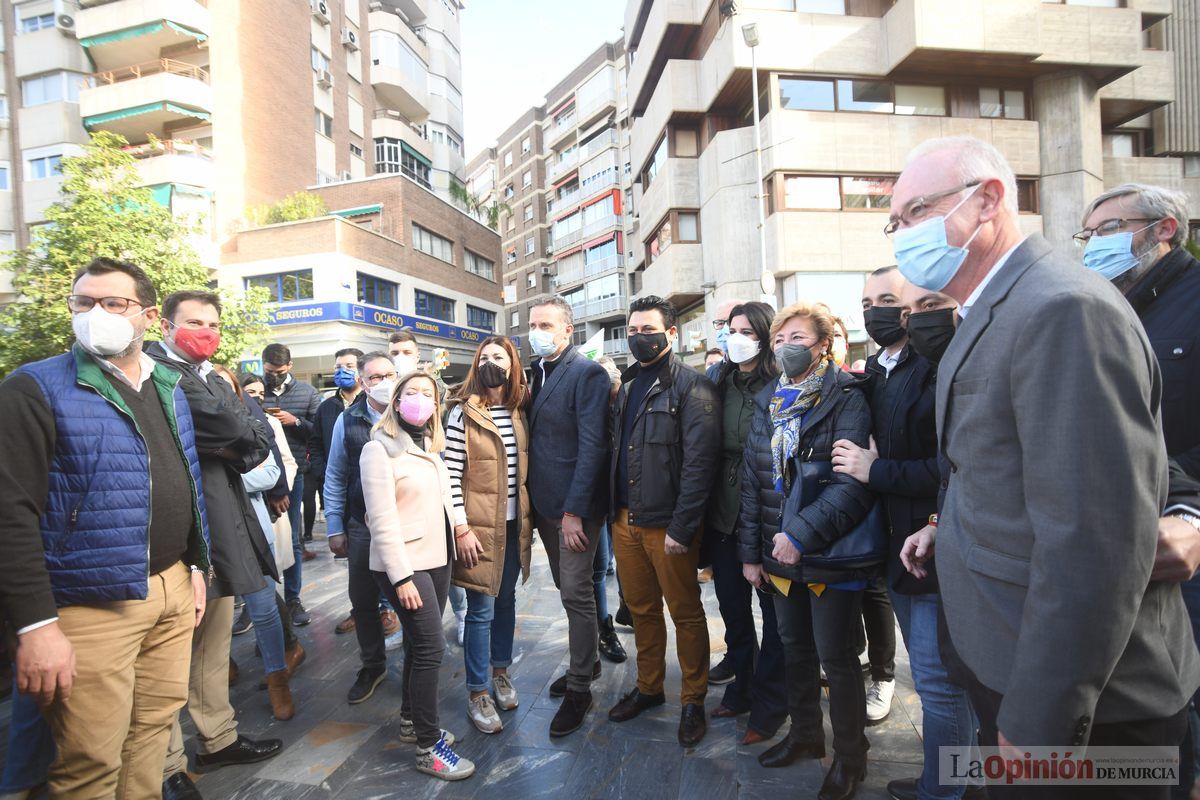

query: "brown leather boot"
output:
266 670 295 720
286 642 306 677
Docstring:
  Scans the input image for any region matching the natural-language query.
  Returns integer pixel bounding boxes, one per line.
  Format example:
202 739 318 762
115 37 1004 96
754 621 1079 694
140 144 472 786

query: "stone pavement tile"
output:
222 778 322 800
254 719 378 786
561 732 684 799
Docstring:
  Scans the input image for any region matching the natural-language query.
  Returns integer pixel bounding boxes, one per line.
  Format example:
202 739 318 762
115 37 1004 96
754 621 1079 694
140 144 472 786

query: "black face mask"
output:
775 344 814 380
478 360 509 389
905 307 958 364
863 306 906 348
263 371 286 390
629 332 669 364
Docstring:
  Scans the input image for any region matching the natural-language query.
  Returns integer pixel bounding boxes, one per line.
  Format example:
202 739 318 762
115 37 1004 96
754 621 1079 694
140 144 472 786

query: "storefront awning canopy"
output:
82 102 210 128
330 204 383 218
80 20 207 49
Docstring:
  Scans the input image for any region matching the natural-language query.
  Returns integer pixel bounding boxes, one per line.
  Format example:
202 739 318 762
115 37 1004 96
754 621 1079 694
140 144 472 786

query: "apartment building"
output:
467 40 636 365
623 0 1200 351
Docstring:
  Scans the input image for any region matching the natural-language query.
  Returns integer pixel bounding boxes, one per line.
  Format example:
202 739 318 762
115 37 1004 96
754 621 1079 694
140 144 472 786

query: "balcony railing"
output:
91 57 210 86
577 88 617 123
603 338 630 355
580 168 619 198
122 138 212 160
571 293 627 320
553 253 624 287
579 129 618 161
547 187 581 215
554 226 582 248
581 213 620 240
547 150 579 181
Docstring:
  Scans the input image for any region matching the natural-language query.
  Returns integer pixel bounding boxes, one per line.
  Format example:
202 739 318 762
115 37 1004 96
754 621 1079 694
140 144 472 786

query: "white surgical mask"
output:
368 379 396 406
528 329 559 358
392 354 419 375
725 332 761 364
72 306 143 357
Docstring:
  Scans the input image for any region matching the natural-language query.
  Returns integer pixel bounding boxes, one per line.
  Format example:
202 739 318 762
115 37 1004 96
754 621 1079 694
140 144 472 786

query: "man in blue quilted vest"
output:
0 257 211 798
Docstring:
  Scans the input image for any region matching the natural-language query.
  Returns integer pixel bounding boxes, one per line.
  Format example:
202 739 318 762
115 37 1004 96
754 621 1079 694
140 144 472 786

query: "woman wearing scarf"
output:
738 302 876 800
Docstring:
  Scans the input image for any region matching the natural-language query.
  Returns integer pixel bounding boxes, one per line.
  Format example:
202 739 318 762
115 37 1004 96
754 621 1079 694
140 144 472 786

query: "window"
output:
1184 156 1200 179
510 310 520 329
521 137 531 154
677 212 699 241
784 176 841 209
432 129 445 144
357 273 398 309
311 47 330 73
648 219 672 263
467 305 496 331
503 184 514 199
527 272 537 288
0 97 8 120
428 76 462 109
647 211 699 263
836 80 892 113
0 163 9 191
350 142 363 158
415 289 454 322
20 13 55 33
0 232 14 253
780 78 836 111
1103 133 1138 158
673 127 699 158
780 175 894 210
979 88 1026 119
375 137 432 188
894 85 946 116
1016 180 1039 213
525 236 536 255
314 110 333 138
522 170 532 188
412 224 454 263
506 247 517 264
26 154 62 181
245 270 314 303
465 250 495 281
523 204 534 222
585 238 618 265
21 72 83 106
504 151 513 168
643 135 668 187
795 0 845 10
781 77 947 116
841 177 894 209
370 31 427 93
448 135 461 154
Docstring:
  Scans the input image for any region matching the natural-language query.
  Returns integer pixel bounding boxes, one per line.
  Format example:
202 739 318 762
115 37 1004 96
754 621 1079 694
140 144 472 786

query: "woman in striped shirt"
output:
444 337 534 734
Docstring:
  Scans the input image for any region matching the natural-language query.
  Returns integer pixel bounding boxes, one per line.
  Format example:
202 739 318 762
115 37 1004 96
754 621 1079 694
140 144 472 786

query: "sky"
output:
460 0 628 159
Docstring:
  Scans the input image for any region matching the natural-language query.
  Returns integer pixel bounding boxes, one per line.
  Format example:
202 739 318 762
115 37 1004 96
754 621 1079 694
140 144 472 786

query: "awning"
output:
330 204 383 218
79 20 208 49
82 102 210 128
147 183 213 207
399 141 431 169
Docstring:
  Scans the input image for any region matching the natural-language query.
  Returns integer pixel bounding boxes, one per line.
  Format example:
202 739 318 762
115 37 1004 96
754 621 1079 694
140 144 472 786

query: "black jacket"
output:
610 354 720 546
1128 246 1200 480
864 347 940 595
146 343 278 597
738 366 874 583
268 375 321 475
308 391 357 483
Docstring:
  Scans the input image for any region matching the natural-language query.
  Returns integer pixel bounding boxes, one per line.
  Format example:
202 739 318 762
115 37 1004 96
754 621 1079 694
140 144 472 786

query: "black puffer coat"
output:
738 365 875 584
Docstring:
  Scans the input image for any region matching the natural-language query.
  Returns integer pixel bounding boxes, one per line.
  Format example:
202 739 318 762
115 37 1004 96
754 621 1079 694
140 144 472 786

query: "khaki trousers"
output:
44 562 193 800
163 595 238 777
611 510 709 705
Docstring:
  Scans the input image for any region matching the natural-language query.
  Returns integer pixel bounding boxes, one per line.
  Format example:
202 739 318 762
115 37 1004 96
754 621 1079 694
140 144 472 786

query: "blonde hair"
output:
373 371 445 452
769 302 837 362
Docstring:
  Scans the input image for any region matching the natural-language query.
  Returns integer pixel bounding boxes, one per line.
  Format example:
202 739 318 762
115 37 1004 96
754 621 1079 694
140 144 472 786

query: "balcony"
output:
627 0 707 115
553 225 583 249
576 87 618 130
571 293 628 321
372 108 434 163
603 338 630 356
124 138 214 189
1098 48 1174 127
580 168 620 201
639 243 703 309
547 187 581 215
581 213 621 240
546 111 578 149
80 58 212 141
579 128 619 163
77 0 210 71
552 253 624 288
547 150 580 181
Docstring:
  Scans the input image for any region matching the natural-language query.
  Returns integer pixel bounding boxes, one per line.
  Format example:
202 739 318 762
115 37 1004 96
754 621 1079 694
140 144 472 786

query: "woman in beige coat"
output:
360 371 474 781
443 337 533 734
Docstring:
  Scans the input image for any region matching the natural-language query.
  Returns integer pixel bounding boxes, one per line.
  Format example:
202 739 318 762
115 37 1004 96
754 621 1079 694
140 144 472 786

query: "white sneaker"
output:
468 693 503 733
398 716 455 745
385 629 404 651
866 679 895 723
415 736 475 781
455 609 467 647
493 673 519 711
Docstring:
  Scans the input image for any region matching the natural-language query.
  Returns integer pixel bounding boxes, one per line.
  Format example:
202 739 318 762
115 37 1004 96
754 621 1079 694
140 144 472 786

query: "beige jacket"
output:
360 428 464 586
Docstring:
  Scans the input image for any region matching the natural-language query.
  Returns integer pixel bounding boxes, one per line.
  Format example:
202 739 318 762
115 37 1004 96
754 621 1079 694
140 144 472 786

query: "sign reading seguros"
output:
267 301 496 345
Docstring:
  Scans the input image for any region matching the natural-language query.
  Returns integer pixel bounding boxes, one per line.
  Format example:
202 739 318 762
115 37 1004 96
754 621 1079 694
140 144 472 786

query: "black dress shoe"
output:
614 602 633 628
163 772 203 800
608 687 666 722
818 758 866 800
678 703 706 747
598 616 627 663
708 655 735 685
886 777 917 800
549 688 593 737
549 660 601 698
758 737 826 768
194 735 283 770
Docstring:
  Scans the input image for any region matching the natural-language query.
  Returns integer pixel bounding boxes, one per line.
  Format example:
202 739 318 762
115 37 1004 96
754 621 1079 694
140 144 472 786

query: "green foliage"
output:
1186 239 1200 261
447 180 510 231
0 131 270 376
246 191 328 226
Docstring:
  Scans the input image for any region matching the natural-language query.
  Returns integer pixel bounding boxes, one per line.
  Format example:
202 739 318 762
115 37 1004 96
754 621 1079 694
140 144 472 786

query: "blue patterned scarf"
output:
769 361 828 493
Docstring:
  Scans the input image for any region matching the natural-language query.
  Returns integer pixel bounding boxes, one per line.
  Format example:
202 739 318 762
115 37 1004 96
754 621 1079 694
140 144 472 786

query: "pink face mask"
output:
398 393 436 427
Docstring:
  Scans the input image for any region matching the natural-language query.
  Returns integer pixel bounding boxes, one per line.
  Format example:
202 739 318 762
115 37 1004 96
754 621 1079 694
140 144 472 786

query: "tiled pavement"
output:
0 522 925 799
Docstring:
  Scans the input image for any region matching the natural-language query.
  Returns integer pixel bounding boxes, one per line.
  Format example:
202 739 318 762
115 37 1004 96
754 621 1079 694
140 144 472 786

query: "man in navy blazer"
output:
526 296 613 738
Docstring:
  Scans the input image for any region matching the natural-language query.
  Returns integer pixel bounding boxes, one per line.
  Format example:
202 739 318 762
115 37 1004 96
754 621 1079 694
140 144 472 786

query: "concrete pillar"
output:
1033 70 1105 257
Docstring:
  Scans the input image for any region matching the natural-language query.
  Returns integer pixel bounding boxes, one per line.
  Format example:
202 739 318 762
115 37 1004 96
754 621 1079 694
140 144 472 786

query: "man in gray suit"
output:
526 296 614 737
890 136 1199 795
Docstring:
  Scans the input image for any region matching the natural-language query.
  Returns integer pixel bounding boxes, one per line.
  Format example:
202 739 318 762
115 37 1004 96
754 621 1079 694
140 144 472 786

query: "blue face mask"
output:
893 184 983 292
715 324 730 354
1082 221 1159 282
332 366 358 389
528 328 559 358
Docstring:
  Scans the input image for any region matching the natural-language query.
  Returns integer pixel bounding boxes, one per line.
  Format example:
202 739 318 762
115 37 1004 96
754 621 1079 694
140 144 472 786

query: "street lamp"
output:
742 23 773 302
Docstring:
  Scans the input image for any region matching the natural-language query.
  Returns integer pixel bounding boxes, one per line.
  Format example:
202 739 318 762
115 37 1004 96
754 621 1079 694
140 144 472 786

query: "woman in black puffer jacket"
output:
738 302 876 800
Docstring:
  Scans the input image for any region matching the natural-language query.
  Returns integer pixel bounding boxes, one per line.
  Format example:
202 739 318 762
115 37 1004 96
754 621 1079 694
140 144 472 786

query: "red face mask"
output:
172 326 221 362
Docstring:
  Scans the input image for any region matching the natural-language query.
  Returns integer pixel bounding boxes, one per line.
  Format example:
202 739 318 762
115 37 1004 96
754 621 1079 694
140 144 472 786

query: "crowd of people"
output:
0 134 1198 800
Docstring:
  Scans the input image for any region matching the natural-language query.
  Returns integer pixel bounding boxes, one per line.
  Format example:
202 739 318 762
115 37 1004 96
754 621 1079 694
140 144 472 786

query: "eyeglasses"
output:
67 295 146 314
362 371 397 386
1072 218 1160 246
883 181 981 238
711 319 728 330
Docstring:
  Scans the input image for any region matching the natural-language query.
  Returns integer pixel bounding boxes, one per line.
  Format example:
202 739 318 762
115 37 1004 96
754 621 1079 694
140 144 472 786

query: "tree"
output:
0 131 271 376
448 180 510 231
246 191 328 227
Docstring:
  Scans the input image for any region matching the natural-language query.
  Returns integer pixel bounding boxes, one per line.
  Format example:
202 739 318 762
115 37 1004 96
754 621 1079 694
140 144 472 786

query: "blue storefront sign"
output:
267 302 516 347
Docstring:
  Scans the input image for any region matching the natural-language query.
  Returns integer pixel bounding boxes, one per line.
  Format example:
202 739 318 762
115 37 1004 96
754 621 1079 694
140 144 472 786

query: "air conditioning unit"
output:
310 0 330 24
340 170 353 181
315 69 333 89
55 13 75 33
341 28 359 50
541 267 553 276
413 25 427 43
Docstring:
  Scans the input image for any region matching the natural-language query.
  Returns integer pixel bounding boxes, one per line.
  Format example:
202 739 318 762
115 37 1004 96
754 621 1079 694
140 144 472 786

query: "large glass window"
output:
20 13 55 32
314 110 333 138
648 219 672 263
26 154 62 181
979 88 1026 119
779 78 836 111
369 31 427 94
465 250 495 280
467 305 496 331
375 137 431 188
585 238 618 264
245 270 314 303
643 135 668 187
841 177 894 209
582 194 616 227
412 224 454 263
894 85 946 116
21 72 83 106
784 176 841 209
677 212 699 241
836 80 892 113
0 163 9 191
311 47 330 73
415 289 454 322
782 77 949 117
357 273 398 309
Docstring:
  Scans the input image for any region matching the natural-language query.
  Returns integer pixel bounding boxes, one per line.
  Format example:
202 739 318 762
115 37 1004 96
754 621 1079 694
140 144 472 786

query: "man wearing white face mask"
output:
893 137 1199 787
0 258 211 798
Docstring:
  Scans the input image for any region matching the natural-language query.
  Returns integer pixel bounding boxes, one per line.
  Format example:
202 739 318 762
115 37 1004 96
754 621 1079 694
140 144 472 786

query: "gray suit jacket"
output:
936 234 1200 747
527 345 612 521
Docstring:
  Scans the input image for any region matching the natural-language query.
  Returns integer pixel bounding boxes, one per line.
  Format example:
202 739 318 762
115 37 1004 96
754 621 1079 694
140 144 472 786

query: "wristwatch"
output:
1171 512 1200 533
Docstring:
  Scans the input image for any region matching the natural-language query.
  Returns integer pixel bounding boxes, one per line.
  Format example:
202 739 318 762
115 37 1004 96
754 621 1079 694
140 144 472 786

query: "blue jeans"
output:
283 472 304 603
592 522 612 620
449 583 466 614
889 591 978 800
244 576 286 674
464 522 522 692
0 675 55 792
